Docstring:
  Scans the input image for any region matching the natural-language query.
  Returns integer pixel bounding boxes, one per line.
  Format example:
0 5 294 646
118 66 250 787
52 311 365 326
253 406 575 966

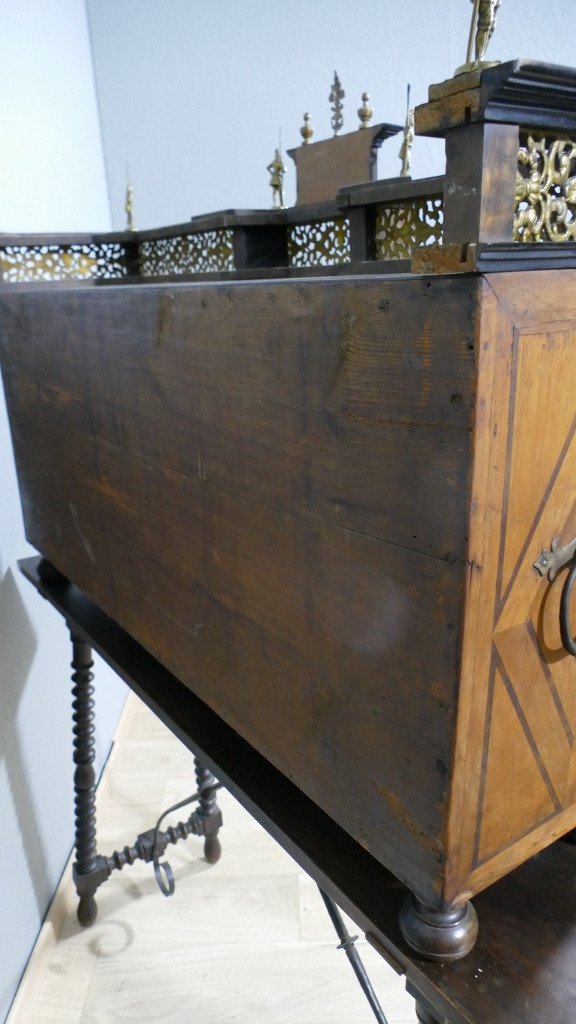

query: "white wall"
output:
0 4 125 1021
87 0 576 230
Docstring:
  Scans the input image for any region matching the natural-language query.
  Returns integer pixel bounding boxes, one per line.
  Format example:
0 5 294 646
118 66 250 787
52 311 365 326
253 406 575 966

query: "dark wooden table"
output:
21 555 576 1024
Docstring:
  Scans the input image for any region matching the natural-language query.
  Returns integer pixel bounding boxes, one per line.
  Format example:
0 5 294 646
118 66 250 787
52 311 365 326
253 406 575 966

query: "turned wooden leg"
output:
194 756 222 863
70 633 107 925
399 893 478 961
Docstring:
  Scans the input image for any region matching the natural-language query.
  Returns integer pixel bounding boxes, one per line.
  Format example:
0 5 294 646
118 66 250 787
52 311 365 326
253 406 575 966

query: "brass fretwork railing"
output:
336 175 444 264
138 229 235 276
0 182 448 285
287 214 351 268
514 133 576 243
0 240 130 283
374 196 444 260
9 137 576 285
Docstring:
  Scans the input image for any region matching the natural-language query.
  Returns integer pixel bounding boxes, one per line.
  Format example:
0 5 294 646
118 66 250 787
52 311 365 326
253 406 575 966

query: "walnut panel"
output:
0 275 477 908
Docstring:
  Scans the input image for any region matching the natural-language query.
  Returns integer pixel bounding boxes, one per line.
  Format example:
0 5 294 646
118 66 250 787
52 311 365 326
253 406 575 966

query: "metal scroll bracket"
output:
534 536 576 582
534 535 576 656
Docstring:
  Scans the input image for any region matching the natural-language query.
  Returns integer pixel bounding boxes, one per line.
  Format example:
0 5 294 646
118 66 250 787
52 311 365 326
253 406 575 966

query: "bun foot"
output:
415 1003 442 1024
77 894 98 927
399 894 478 961
204 836 222 864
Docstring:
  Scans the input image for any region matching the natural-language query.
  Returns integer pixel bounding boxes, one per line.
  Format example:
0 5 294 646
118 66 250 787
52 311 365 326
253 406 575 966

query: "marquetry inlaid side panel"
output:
474 325 576 863
447 273 576 905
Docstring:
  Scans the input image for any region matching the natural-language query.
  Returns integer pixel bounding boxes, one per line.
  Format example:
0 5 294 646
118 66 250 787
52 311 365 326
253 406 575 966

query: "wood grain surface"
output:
0 275 477 907
448 270 576 904
5 268 576 912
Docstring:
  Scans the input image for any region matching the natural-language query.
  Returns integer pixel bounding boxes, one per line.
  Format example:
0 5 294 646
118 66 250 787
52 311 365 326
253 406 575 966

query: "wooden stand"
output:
35 560 223 925
21 557 576 1023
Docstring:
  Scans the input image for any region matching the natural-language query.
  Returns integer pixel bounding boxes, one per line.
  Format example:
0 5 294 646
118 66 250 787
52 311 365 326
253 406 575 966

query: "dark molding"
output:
475 241 576 273
417 59 576 138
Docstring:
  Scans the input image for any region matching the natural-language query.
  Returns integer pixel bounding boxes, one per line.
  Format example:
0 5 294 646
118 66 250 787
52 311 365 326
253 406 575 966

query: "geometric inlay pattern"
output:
473 325 576 867
288 217 351 267
0 243 129 283
474 657 560 865
374 197 443 260
515 134 576 242
138 230 235 277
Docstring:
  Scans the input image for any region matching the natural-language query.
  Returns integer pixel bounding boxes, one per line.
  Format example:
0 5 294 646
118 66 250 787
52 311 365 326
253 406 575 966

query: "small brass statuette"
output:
398 84 414 178
125 174 136 232
456 0 502 75
474 0 502 64
329 71 345 136
357 92 373 129
300 112 314 145
267 145 286 209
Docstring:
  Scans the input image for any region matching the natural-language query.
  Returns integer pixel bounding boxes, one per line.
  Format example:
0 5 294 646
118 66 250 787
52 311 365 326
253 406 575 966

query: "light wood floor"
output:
8 694 417 1024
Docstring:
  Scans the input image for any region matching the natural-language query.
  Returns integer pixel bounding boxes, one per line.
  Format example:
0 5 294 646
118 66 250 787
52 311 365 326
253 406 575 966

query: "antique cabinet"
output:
2 61 576 961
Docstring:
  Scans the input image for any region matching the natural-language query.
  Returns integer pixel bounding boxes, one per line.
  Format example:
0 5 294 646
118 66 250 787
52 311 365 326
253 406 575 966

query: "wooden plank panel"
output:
2 278 475 557
0 275 476 907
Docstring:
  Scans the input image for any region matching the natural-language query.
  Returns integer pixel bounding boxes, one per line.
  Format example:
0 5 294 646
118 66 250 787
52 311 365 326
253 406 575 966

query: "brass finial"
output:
300 112 314 145
398 84 414 178
329 71 345 136
125 180 136 232
456 0 502 75
267 141 286 209
358 92 373 130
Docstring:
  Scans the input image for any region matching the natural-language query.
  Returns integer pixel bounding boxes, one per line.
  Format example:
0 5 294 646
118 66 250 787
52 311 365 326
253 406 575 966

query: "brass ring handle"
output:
560 559 576 658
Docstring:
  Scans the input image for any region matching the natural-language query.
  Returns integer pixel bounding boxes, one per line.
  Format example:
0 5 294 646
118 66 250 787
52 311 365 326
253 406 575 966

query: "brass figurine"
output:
398 85 414 178
125 181 136 232
329 71 345 136
300 112 314 145
458 0 502 74
267 146 286 209
358 92 373 130
474 0 502 64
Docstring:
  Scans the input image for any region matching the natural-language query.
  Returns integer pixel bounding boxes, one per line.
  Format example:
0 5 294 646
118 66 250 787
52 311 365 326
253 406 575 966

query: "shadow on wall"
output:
0 567 53 916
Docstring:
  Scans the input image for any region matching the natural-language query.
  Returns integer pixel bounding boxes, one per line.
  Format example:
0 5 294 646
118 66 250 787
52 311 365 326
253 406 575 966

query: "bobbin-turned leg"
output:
70 633 108 925
38 559 106 923
194 757 222 863
399 893 478 962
